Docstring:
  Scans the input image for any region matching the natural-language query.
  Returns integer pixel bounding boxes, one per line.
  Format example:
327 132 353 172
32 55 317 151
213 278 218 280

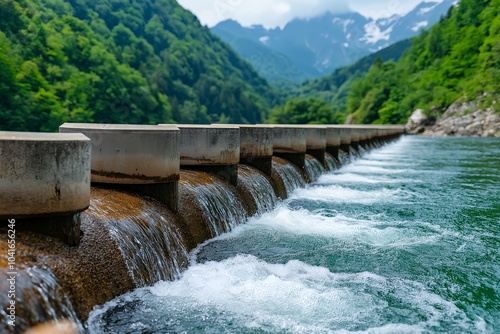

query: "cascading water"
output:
358 145 368 156
237 165 278 215
350 146 361 159
272 157 306 197
179 171 248 237
338 150 350 165
0 267 83 333
304 155 326 183
5 136 423 333
88 188 189 287
87 137 500 333
324 152 339 172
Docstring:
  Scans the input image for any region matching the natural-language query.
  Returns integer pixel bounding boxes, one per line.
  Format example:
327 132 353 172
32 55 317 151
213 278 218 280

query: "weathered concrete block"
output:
377 128 389 138
216 125 274 176
0 131 91 245
238 125 273 159
173 125 240 166
60 123 180 212
240 125 273 176
374 125 405 140
368 128 378 141
345 126 377 148
293 125 327 164
328 126 352 154
349 127 361 143
170 125 240 186
270 126 307 168
0 132 91 217
60 123 179 184
358 128 368 147
324 126 341 159
326 126 341 147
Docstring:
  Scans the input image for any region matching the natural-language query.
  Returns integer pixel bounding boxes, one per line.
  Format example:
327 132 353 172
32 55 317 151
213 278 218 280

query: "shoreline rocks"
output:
406 99 500 137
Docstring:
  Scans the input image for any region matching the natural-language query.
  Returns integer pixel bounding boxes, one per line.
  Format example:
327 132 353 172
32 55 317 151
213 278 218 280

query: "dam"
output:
2 125 498 333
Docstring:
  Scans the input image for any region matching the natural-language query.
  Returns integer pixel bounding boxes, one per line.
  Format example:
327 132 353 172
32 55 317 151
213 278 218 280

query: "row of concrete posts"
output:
0 124 405 245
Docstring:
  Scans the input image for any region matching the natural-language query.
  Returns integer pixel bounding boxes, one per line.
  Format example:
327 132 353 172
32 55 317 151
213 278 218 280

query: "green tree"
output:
268 98 335 124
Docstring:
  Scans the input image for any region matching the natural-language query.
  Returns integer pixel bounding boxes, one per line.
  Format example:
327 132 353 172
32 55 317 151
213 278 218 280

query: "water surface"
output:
88 137 500 333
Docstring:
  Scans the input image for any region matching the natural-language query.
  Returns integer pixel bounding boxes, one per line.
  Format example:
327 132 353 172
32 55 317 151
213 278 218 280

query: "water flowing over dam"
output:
2 126 498 333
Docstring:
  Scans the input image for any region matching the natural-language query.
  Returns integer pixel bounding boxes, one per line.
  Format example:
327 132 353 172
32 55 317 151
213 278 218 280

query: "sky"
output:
177 0 428 28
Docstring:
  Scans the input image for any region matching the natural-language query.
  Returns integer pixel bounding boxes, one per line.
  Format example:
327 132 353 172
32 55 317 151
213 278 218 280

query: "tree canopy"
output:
276 0 499 125
347 0 499 124
0 0 278 131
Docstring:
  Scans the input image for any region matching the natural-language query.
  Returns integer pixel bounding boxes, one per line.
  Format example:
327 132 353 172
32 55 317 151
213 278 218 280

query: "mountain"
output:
378 0 458 46
0 0 277 132
212 24 309 88
285 39 413 123
211 0 456 85
346 0 499 125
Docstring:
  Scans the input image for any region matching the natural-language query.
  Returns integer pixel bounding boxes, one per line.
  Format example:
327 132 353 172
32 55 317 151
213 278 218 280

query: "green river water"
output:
88 136 499 333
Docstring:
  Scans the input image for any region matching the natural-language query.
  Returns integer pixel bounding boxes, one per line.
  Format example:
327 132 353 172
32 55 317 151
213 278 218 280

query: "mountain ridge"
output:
211 0 456 85
0 0 278 131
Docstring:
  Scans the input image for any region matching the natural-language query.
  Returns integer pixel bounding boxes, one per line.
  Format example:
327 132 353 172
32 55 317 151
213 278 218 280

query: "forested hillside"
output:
270 0 499 125
211 20 309 87
348 0 499 124
0 0 277 132
268 39 412 124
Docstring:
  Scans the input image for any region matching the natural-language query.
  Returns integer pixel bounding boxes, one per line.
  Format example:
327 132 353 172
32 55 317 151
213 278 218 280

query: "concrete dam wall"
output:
0 124 404 332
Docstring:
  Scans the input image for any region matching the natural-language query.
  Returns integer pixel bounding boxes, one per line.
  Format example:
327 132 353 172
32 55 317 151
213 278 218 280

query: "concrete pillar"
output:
345 126 380 148
376 125 405 141
299 126 327 165
170 125 240 186
331 126 352 154
216 125 274 176
0 131 91 245
359 128 369 148
367 128 377 145
325 126 341 159
349 127 361 151
364 128 371 146
270 126 307 168
60 123 180 212
340 127 352 154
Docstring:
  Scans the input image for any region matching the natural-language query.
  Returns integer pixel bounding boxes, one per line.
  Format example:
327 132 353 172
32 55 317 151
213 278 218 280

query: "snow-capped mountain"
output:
211 0 456 84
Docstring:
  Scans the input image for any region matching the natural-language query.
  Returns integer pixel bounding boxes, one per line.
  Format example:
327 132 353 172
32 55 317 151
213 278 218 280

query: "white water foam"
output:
292 185 404 205
317 173 402 184
356 159 412 166
243 207 440 248
339 164 411 175
140 255 469 333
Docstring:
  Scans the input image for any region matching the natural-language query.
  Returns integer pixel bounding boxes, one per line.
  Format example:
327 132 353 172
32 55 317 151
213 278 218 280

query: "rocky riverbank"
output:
406 99 500 137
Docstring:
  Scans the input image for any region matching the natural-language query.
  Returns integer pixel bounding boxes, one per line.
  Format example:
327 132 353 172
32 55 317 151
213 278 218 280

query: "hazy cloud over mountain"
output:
178 0 429 28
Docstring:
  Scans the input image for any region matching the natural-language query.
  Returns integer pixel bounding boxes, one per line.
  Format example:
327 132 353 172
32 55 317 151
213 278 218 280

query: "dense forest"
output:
271 0 499 125
0 0 278 132
211 21 309 88
347 0 499 124
1 0 498 130
270 39 412 124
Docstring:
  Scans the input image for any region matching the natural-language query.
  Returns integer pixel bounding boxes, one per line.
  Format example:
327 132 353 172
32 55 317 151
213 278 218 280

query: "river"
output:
87 136 499 333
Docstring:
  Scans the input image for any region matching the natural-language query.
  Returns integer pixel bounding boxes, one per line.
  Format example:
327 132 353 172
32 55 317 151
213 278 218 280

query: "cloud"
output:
178 0 348 28
177 0 426 28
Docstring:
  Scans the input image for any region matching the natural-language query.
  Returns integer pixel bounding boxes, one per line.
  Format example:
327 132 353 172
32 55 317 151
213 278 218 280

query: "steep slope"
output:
211 23 309 87
287 39 412 123
0 0 277 132
383 0 458 45
211 0 455 84
347 0 499 125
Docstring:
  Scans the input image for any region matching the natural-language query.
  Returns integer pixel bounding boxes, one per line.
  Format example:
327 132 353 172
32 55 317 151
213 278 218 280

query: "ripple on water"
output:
87 137 500 333
88 255 475 333
291 185 408 205
240 206 443 248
